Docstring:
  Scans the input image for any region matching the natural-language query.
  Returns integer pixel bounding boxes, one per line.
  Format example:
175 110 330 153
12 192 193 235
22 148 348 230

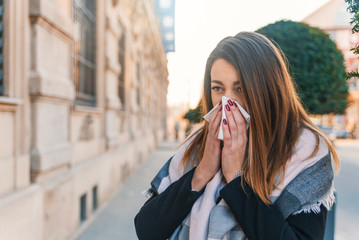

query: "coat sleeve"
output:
134 168 204 240
220 177 328 240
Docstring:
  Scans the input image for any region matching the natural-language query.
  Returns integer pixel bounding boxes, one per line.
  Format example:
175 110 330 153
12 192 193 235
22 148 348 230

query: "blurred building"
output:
0 0 169 239
303 0 359 137
155 0 175 53
166 103 190 142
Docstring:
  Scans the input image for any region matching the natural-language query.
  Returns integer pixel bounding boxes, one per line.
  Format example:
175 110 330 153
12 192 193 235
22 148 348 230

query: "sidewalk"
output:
75 141 179 240
334 139 359 166
334 138 359 147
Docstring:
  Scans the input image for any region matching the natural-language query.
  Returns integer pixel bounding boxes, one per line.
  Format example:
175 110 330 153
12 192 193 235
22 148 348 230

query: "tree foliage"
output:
346 0 359 79
257 20 348 114
184 101 202 123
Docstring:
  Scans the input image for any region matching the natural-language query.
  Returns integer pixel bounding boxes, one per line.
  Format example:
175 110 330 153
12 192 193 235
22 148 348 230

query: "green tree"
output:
257 20 348 114
346 0 359 79
184 100 202 123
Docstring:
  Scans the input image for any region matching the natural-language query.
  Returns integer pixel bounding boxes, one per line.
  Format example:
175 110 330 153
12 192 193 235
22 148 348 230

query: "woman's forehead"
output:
210 59 240 83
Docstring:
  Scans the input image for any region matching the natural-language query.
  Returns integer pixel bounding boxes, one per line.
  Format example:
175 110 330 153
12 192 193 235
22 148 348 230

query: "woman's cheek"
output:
211 93 222 106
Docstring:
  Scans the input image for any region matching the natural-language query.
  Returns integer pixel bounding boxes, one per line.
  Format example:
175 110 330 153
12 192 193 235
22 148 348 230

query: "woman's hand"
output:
221 100 248 183
191 102 222 191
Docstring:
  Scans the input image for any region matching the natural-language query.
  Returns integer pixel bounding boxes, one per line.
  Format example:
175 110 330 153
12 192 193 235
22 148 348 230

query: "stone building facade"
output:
0 0 168 239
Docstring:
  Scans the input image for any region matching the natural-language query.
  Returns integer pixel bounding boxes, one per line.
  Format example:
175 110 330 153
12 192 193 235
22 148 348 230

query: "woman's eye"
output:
211 86 222 92
235 87 242 92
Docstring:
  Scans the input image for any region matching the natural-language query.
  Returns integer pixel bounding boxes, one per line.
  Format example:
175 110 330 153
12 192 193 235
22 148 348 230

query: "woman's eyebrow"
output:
211 80 224 85
211 80 241 85
233 81 241 85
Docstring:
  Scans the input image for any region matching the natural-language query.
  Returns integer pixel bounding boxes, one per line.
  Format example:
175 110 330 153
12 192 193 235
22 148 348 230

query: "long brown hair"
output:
181 32 340 204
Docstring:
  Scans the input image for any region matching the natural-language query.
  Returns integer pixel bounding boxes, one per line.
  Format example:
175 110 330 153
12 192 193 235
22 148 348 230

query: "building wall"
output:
0 0 168 239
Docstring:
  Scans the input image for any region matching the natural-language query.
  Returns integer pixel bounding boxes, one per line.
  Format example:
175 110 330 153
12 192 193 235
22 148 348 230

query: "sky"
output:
167 0 331 108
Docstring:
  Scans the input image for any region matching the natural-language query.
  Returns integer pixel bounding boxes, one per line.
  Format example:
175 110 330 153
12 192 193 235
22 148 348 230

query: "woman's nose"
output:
224 91 237 101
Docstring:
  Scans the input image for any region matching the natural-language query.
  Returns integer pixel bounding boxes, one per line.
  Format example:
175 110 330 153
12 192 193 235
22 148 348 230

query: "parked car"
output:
330 128 351 139
316 124 353 144
316 124 336 142
316 124 333 136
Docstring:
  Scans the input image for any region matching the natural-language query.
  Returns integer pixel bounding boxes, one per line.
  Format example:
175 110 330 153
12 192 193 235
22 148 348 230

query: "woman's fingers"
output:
231 102 246 128
224 103 238 139
209 109 222 140
222 116 231 145
213 109 222 136
209 102 222 127
231 103 247 140
222 100 248 145
221 101 248 182
209 103 222 136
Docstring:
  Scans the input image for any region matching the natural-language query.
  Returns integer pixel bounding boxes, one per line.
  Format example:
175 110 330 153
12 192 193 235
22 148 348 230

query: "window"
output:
136 63 141 105
73 0 96 106
92 185 98 212
0 0 4 95
80 193 87 223
164 32 174 41
118 23 126 109
159 0 171 8
163 16 173 27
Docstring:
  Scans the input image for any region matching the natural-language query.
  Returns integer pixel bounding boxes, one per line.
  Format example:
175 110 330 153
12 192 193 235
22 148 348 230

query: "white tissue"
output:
203 96 250 140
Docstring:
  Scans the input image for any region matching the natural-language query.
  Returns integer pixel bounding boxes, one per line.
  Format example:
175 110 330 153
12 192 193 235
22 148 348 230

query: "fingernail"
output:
223 119 227 125
219 101 222 105
225 104 230 111
228 99 233 106
219 106 222 111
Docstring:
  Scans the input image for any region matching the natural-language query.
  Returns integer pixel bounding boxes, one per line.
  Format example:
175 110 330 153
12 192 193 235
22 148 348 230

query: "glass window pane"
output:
73 0 96 106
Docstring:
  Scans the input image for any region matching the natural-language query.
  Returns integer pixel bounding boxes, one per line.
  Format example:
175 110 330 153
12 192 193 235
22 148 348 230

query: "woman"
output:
134 32 339 240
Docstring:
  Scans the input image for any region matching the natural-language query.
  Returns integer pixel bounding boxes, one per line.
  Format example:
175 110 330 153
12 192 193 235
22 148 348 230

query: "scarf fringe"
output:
293 185 335 215
142 189 154 200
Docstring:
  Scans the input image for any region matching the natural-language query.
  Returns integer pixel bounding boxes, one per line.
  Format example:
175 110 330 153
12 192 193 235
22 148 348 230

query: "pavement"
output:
74 139 359 240
332 139 359 240
75 141 179 240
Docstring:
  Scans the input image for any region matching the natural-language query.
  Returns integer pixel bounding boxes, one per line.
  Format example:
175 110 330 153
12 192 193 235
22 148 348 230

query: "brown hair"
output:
181 32 340 204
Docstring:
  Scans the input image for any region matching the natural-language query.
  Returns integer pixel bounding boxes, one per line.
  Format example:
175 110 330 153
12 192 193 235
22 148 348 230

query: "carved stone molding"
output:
79 115 95 141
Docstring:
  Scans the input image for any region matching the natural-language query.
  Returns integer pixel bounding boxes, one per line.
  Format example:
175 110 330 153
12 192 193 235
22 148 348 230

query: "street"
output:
334 140 359 240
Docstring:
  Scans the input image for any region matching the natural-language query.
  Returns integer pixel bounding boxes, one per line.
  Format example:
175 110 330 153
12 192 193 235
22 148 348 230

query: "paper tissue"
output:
203 96 250 140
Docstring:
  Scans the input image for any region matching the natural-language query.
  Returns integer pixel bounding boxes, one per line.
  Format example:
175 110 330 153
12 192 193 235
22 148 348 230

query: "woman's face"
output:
210 58 246 110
